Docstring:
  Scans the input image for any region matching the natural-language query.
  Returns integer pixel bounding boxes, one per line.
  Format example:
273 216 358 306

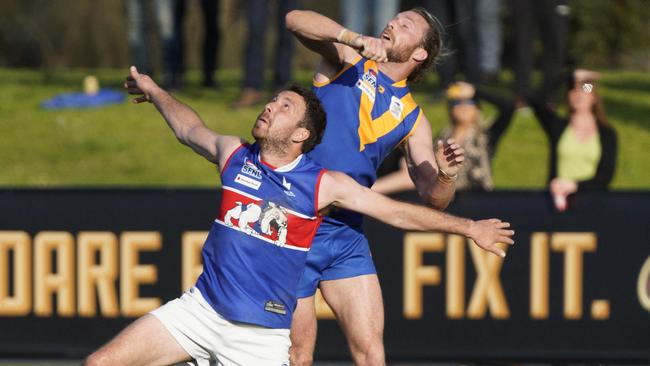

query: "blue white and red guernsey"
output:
195 143 326 329
308 56 423 228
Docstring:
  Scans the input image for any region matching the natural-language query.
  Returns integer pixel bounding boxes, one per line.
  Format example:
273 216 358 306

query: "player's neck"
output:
378 62 410 83
259 142 302 169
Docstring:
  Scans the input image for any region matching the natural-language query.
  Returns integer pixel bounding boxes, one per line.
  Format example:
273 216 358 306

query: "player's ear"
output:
412 47 427 63
292 127 310 144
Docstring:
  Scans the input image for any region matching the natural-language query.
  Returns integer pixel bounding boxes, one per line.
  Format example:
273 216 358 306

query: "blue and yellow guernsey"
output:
308 56 424 227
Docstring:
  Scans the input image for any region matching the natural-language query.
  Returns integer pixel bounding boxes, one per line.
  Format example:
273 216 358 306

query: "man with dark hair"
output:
285 8 483 365
287 84 327 153
85 66 513 365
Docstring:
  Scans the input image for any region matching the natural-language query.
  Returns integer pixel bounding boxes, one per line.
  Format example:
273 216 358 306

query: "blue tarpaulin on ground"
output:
41 89 125 109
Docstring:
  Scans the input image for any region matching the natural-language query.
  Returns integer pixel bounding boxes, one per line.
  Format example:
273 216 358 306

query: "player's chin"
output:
251 126 266 139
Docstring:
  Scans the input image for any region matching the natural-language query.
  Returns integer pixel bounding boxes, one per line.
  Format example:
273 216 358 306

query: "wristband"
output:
437 168 458 183
337 28 362 46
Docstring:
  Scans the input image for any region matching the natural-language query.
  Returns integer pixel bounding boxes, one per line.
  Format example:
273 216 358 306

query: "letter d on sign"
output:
638 256 650 313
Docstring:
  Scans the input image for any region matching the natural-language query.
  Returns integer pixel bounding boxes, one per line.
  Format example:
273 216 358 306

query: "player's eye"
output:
283 103 290 109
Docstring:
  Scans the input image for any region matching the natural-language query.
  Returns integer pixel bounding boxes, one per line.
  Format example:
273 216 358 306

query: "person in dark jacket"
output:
527 69 617 211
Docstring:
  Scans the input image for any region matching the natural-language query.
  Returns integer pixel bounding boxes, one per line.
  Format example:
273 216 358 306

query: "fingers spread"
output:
132 96 148 104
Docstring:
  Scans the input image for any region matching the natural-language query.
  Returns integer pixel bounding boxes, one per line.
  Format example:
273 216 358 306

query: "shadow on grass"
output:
601 77 650 94
603 96 650 131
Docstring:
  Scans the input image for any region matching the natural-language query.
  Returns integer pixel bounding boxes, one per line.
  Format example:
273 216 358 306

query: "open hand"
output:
434 138 464 178
468 219 515 258
124 66 160 104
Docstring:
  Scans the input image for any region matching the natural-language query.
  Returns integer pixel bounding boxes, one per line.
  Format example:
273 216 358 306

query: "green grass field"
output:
0 68 648 188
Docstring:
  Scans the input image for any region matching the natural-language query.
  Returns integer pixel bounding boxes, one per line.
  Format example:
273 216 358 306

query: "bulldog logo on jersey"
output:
224 201 288 246
219 186 320 251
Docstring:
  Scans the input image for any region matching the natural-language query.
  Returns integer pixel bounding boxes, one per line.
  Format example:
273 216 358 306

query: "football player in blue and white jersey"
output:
84 66 513 366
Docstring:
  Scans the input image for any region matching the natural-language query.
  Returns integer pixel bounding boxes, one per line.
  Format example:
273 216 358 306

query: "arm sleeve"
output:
577 127 617 191
527 71 573 136
475 87 516 149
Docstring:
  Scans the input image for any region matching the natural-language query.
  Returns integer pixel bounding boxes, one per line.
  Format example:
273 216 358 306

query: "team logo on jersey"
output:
282 176 295 197
362 69 377 88
234 174 261 190
389 95 404 119
224 201 289 246
241 158 262 179
356 69 377 102
264 300 287 315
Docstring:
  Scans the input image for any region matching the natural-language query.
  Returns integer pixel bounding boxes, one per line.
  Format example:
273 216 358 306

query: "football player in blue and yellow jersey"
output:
286 8 469 365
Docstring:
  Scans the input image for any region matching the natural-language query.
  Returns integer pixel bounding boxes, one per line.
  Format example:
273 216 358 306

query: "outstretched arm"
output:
124 66 243 169
404 116 464 209
319 171 514 258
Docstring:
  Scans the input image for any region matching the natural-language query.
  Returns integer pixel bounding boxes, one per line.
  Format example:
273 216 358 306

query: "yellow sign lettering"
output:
77 232 119 317
551 233 596 319
403 233 444 319
0 231 31 316
120 232 161 317
34 232 75 317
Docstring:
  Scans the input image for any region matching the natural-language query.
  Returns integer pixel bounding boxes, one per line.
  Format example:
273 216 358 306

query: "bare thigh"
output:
85 314 192 366
320 274 385 359
289 296 318 365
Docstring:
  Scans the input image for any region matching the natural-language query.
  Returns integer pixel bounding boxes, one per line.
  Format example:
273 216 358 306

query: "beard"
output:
257 132 291 156
386 44 413 63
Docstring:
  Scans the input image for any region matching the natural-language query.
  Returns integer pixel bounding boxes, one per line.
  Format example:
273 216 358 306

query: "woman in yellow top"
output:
528 69 618 211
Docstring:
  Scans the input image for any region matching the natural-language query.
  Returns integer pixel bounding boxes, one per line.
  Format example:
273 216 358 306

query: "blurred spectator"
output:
476 0 502 83
158 0 184 90
373 81 515 193
125 0 183 89
232 0 297 109
175 0 221 88
527 69 617 211
125 0 174 74
341 0 400 37
421 0 481 89
512 0 570 100
126 0 154 75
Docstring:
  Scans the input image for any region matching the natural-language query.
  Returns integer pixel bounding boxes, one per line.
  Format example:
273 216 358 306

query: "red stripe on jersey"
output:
218 189 320 249
221 144 246 172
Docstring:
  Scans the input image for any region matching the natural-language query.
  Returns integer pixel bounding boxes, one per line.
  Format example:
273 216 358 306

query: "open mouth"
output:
257 115 270 125
381 29 392 41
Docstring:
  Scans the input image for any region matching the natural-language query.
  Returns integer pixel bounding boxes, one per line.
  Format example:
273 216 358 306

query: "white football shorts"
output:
150 286 290 366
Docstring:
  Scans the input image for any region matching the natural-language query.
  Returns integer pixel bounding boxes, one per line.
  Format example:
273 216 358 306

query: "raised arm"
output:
124 66 243 169
473 86 516 150
320 171 514 258
404 115 464 209
285 10 389 79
